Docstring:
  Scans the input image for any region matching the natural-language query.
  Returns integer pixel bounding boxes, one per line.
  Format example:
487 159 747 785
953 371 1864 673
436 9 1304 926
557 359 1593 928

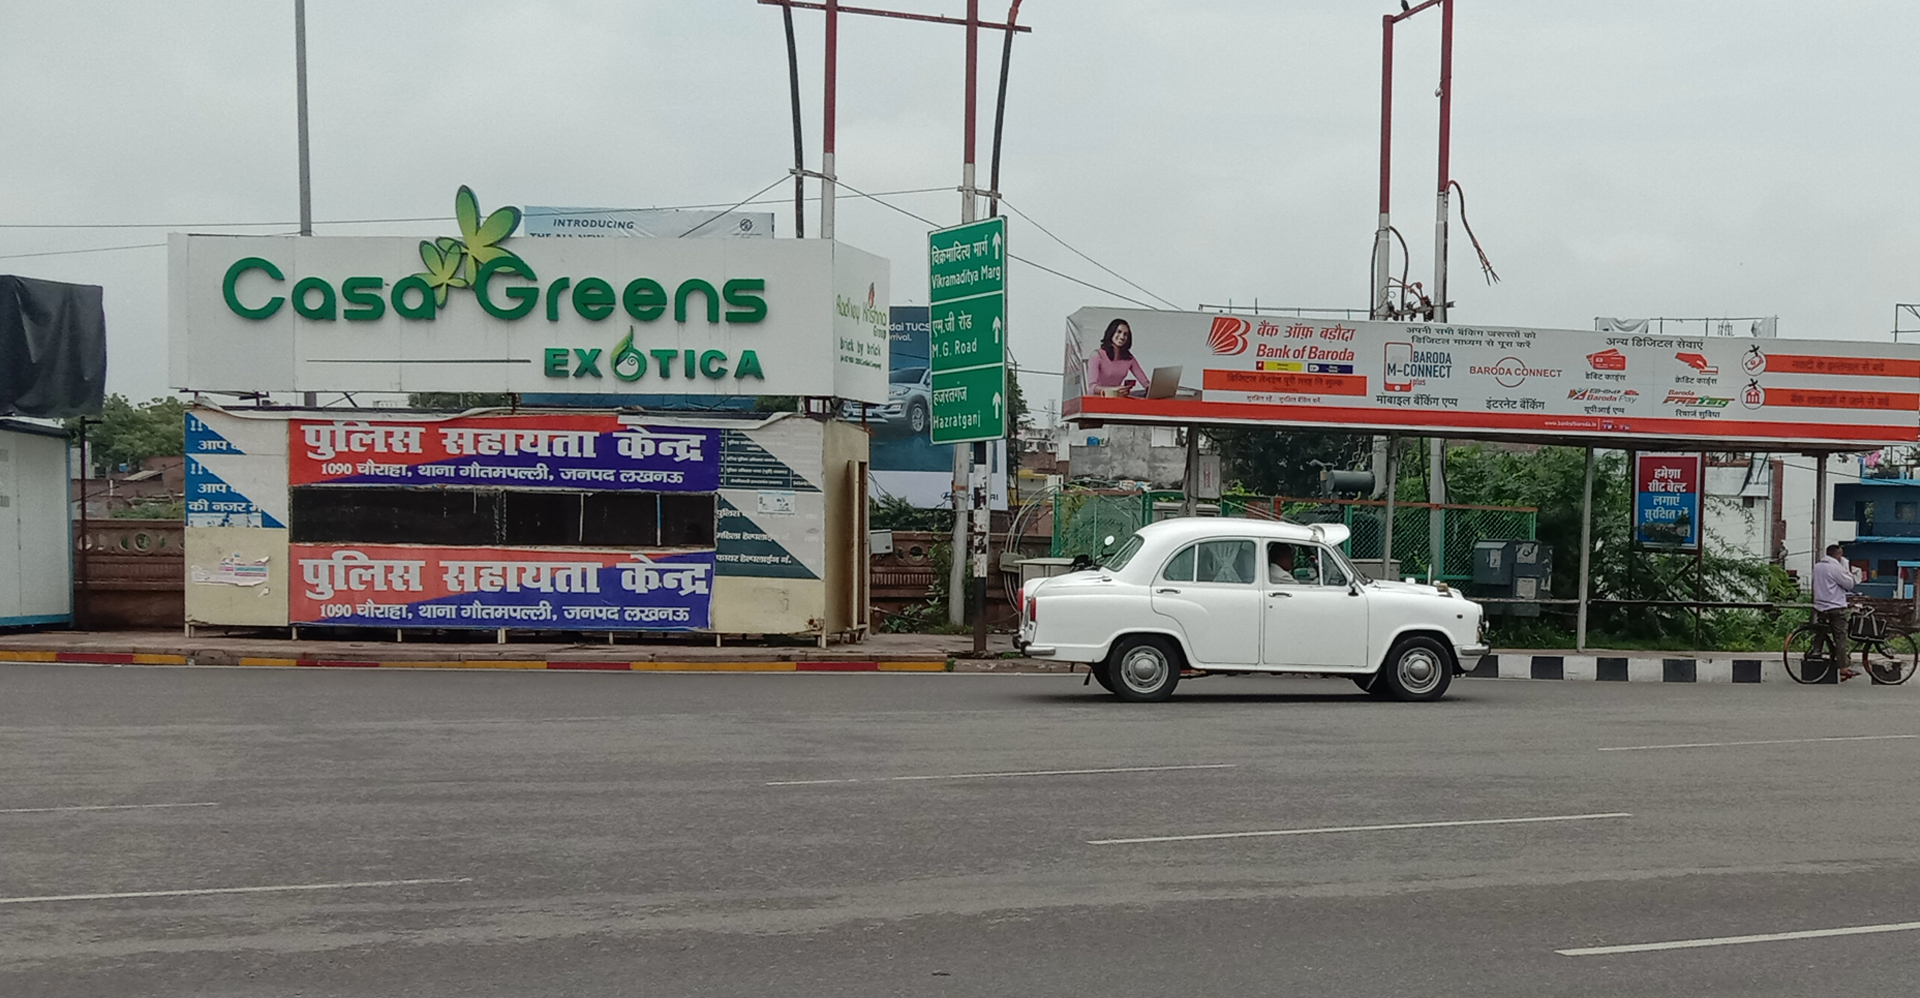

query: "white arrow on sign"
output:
991 316 1002 344
991 231 1002 258
993 392 1003 419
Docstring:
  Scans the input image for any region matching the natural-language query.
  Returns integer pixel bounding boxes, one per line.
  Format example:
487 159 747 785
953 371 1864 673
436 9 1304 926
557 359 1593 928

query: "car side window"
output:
1194 540 1255 585
1161 545 1196 582
1268 542 1318 585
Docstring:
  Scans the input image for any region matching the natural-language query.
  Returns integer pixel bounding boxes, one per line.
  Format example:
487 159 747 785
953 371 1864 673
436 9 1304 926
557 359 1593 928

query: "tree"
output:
1204 428 1373 498
67 395 185 475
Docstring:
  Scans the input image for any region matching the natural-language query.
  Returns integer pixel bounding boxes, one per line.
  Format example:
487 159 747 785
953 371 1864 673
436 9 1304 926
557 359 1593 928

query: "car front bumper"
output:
1454 643 1490 672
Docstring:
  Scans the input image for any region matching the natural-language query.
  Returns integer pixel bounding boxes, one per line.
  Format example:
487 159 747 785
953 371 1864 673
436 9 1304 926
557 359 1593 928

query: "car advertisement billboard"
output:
1063 308 1920 448
1634 453 1701 550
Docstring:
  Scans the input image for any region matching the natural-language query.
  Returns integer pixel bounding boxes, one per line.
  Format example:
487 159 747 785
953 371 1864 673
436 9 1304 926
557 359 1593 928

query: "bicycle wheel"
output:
1862 632 1920 685
1783 626 1835 684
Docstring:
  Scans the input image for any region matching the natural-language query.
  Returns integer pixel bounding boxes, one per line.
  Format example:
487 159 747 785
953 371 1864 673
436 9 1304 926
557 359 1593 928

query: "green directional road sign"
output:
930 363 1007 445
930 293 1003 370
928 217 1006 444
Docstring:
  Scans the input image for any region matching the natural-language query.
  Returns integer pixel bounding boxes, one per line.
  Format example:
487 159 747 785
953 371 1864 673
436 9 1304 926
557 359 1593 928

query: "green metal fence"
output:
1049 490 1535 583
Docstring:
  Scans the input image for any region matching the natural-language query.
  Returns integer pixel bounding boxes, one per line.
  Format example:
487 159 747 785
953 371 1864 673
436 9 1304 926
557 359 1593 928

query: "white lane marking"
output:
1088 811 1632 845
1558 919 1920 956
0 877 472 907
1598 734 1918 752
0 802 219 815
766 763 1236 786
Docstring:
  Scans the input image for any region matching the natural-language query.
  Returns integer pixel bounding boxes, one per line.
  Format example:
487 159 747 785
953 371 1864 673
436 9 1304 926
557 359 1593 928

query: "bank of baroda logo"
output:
1208 316 1250 356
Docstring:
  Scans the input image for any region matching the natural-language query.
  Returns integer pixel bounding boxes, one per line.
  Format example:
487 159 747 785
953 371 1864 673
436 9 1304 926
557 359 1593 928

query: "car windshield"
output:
890 367 927 385
1101 533 1145 570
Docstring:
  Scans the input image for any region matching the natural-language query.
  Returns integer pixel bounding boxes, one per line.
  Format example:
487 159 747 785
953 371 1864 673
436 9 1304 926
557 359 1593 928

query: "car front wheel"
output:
1378 636 1453 702
1107 635 1182 702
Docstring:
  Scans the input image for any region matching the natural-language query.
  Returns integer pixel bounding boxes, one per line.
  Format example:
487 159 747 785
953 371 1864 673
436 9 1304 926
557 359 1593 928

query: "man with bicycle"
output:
1813 543 1858 678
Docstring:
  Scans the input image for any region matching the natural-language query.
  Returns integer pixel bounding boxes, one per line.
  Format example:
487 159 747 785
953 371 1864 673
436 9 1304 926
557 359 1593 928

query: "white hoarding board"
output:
1064 308 1920 449
169 234 888 402
522 207 776 239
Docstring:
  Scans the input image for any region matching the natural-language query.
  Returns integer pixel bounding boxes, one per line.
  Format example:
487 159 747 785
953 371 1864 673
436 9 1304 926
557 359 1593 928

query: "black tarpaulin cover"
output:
0 274 106 417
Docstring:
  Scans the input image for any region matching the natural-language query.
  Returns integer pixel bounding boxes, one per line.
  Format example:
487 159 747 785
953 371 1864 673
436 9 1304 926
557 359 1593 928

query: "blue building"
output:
1833 478 1920 598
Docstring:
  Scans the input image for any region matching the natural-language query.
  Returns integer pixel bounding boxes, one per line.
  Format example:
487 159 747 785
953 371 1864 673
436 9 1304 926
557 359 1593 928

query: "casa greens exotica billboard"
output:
168 187 890 401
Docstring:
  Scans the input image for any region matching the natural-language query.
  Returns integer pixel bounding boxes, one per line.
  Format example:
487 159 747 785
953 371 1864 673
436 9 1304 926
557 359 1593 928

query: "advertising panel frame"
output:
1063 307 1920 450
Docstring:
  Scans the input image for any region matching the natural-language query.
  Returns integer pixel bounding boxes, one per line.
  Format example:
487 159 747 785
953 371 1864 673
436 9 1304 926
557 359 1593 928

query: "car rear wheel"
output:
908 400 929 435
1089 661 1116 693
1107 635 1182 702
1378 636 1453 702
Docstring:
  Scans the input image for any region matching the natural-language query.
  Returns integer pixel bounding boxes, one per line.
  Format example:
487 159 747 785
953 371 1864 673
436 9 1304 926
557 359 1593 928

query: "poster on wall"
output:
1634 453 1701 550
864 305 1007 509
289 544 714 630
1063 308 1920 449
289 414 719 492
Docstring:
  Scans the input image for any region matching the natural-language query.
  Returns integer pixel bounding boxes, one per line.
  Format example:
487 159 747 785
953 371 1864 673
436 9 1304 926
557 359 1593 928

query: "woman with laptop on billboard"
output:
1087 319 1152 397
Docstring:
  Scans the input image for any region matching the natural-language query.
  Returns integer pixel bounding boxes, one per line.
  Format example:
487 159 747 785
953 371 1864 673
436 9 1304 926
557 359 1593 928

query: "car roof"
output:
1135 516 1343 545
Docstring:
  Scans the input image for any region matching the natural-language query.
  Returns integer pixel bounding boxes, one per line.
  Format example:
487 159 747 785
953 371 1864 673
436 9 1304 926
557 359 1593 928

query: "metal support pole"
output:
76 420 89 627
1181 425 1198 517
1371 14 1394 319
1431 0 1454 323
1813 452 1828 583
961 0 979 222
951 1 981 626
820 0 838 240
1382 435 1399 577
295 0 317 409
1576 446 1594 651
783 3 805 238
294 0 312 238
971 441 989 654
987 0 1023 218
948 444 967 626
1428 436 1445 582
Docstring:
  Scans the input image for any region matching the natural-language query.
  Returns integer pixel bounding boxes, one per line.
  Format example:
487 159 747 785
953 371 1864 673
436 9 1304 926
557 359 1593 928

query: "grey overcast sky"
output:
2 1 1915 419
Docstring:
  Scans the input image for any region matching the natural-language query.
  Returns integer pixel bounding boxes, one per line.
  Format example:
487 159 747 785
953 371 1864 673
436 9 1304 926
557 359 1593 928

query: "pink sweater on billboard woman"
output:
1087 350 1150 393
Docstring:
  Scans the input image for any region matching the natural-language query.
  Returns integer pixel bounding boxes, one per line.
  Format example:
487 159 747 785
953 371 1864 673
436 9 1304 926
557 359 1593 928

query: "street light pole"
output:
294 0 317 409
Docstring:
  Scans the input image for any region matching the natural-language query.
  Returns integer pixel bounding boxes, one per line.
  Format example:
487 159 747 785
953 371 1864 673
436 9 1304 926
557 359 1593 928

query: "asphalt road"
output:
2 665 1918 997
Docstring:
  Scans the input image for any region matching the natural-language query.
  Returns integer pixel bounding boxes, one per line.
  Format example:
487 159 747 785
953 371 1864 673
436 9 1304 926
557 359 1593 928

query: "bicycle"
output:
1782 600 1920 685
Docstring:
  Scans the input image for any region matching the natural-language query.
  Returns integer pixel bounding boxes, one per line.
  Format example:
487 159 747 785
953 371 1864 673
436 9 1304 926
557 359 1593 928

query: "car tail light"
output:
1025 595 1037 623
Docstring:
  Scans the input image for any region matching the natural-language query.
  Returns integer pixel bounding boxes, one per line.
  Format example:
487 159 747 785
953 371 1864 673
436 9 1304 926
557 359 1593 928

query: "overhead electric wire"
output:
996 197 1179 309
0 187 956 231
677 176 791 237
830 178 1160 309
0 241 166 261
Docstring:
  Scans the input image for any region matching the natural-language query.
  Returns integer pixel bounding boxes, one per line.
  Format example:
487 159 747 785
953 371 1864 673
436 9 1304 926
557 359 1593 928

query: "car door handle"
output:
1268 591 1292 598
1155 587 1181 594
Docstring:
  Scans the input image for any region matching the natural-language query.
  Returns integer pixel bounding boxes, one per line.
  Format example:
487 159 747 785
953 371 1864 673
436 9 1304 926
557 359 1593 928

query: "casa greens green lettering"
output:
223 256 767 325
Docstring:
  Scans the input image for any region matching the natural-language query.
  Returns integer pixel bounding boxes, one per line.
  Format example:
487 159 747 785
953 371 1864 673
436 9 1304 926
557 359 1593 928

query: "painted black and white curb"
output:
1465 654 1911 685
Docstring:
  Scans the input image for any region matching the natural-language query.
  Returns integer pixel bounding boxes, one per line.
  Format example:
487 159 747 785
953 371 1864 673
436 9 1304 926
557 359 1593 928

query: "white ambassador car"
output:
1016 518 1487 702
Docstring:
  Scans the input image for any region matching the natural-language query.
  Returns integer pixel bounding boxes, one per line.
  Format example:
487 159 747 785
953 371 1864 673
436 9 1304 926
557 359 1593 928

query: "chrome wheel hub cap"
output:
1120 648 1169 693
1399 650 1440 693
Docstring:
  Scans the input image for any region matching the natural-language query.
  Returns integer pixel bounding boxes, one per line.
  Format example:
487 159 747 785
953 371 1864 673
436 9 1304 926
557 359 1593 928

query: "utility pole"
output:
756 1 1032 633
295 0 317 409
821 0 838 240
